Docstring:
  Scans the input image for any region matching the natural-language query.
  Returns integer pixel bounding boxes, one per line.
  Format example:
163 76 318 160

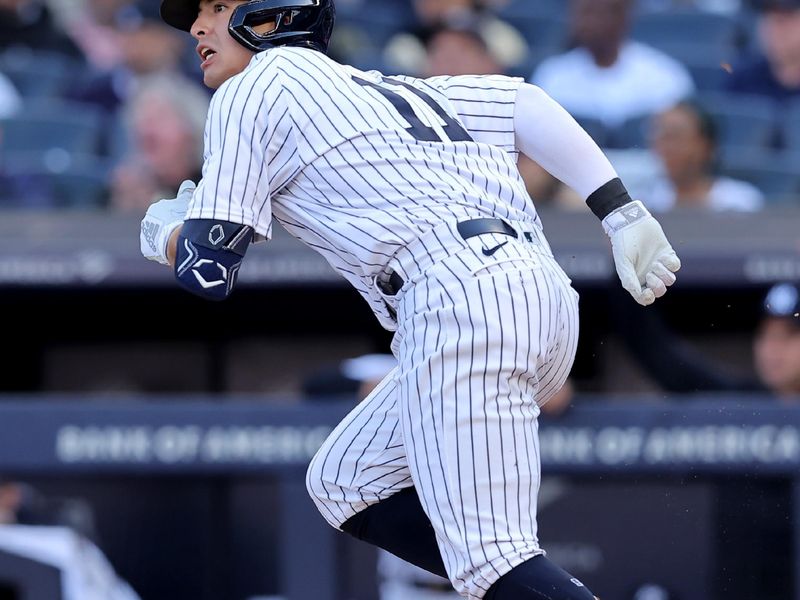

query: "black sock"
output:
484 555 597 600
340 486 447 578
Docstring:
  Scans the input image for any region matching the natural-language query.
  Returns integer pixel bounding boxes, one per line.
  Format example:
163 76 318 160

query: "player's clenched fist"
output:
602 200 681 306
140 180 196 265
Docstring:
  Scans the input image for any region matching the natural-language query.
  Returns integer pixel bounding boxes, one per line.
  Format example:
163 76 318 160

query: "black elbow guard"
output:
174 219 254 301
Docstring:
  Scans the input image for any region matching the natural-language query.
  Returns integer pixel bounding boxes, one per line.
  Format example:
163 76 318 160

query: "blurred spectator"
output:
423 18 502 76
0 0 85 59
527 100 767 212
726 0 800 101
61 0 129 72
66 0 190 115
413 0 475 23
0 479 138 600
415 18 577 212
0 478 95 538
642 100 764 211
517 154 560 205
755 282 800 397
109 72 208 213
515 154 592 211
0 478 139 599
531 0 695 128
382 1 528 76
0 71 21 117
0 479 21 525
613 281 800 398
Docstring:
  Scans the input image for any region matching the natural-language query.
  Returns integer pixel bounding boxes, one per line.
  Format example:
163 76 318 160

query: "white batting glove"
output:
602 200 681 306
140 180 196 265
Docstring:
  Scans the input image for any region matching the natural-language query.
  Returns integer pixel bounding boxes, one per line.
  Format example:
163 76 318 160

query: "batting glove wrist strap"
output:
604 200 681 307
140 180 196 265
601 200 650 236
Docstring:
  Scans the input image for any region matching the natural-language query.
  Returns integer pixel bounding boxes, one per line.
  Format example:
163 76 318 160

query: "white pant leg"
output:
392 244 579 600
306 367 412 529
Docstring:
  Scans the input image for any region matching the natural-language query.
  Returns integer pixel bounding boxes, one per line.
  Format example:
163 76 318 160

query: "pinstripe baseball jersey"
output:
192 45 589 600
185 46 543 329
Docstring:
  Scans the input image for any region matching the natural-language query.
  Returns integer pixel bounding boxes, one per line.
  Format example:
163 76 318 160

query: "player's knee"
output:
305 452 345 529
304 454 327 511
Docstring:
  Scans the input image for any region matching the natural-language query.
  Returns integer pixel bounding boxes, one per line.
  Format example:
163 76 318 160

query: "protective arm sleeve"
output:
513 83 681 306
513 83 618 200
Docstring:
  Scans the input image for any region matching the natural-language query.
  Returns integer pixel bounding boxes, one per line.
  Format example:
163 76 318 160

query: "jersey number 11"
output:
353 75 473 144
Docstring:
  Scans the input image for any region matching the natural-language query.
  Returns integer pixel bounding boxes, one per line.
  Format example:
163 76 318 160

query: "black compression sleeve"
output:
340 487 447 578
586 177 633 220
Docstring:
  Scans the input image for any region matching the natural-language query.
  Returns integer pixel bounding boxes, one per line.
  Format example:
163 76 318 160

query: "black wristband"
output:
586 177 633 220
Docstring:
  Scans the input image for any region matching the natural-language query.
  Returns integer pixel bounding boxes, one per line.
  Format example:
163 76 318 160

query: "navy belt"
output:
411 579 456 593
456 217 517 241
384 218 517 295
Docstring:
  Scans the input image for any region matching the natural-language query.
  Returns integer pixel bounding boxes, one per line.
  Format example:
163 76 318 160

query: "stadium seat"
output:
40 169 109 208
334 0 417 48
684 58 736 93
0 100 107 156
573 116 610 148
695 93 779 151
609 114 651 150
606 92 779 150
630 11 741 57
776 99 800 153
0 49 85 99
509 53 544 80
501 14 567 56
718 147 800 205
1 152 111 208
495 0 566 20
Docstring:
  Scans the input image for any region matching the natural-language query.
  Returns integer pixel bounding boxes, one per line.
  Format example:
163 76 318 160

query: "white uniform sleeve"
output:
513 83 619 200
187 59 298 240
422 74 523 154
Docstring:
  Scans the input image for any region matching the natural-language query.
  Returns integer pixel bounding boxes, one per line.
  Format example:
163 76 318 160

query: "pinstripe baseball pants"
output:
307 220 579 599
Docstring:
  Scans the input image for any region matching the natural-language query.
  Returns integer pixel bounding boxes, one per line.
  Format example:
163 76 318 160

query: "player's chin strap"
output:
174 219 254 301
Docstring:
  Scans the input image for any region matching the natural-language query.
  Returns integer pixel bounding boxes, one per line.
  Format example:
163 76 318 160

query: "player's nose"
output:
190 15 208 39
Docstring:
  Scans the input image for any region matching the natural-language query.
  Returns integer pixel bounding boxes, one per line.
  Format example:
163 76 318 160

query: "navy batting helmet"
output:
160 0 335 53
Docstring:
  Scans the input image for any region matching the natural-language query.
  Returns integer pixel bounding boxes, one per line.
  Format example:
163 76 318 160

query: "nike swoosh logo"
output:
481 241 509 257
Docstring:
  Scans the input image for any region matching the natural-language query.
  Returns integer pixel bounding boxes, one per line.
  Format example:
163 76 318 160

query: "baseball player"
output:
141 1 681 598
